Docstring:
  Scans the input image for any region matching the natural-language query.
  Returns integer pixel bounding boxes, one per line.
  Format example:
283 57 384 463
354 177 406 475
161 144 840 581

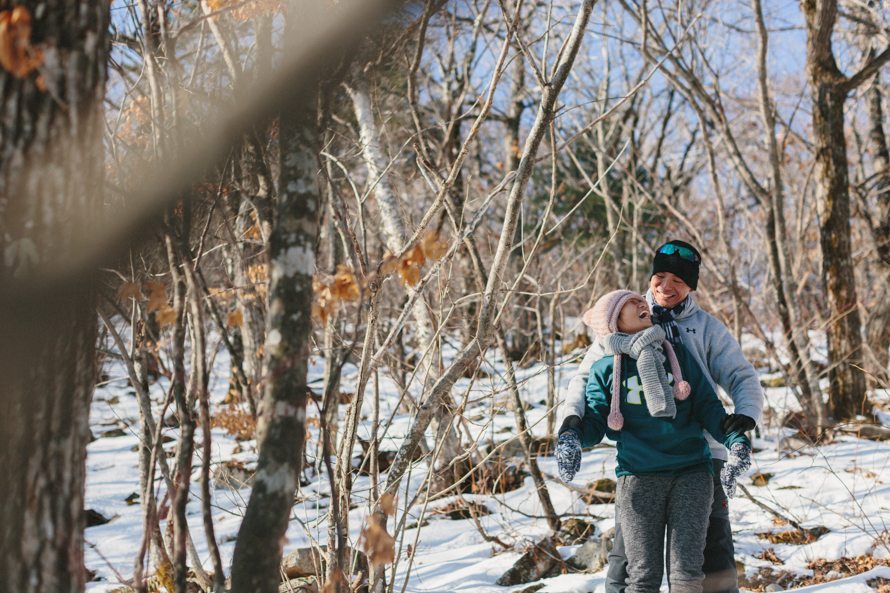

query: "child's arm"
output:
557 340 605 430
556 355 610 482
580 362 611 447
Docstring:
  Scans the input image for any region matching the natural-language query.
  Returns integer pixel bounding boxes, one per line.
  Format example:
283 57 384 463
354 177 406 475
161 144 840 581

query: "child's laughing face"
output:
617 297 652 333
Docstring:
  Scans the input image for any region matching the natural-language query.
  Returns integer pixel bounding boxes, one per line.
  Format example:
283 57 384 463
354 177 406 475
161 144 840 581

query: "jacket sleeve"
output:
557 340 605 426
580 362 610 448
687 353 751 449
702 316 764 426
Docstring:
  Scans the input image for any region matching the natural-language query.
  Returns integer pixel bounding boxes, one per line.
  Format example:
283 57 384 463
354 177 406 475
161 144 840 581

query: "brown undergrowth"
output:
740 555 890 592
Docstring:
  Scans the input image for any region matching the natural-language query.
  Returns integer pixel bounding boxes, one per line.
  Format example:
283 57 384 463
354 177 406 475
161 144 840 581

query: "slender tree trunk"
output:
163 226 196 593
345 65 465 493
863 69 890 373
229 30 320 593
753 0 826 428
802 0 868 420
0 1 108 591
505 47 535 361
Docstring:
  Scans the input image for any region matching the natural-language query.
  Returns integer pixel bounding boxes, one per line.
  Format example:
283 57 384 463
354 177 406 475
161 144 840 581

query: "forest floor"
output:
84 331 890 593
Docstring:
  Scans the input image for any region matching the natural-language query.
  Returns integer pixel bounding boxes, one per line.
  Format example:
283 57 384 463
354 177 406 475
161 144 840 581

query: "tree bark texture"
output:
802 0 868 420
753 0 826 427
0 1 108 591
864 71 890 372
229 22 321 592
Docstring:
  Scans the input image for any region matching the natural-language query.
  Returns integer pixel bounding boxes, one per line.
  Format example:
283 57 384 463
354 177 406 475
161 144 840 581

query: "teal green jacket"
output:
581 342 750 477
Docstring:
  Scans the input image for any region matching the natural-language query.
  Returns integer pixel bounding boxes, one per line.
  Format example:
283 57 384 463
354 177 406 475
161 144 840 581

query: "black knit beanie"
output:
651 239 701 290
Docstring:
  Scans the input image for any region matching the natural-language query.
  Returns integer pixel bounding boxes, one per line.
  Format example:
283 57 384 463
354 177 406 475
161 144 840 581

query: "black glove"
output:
720 413 756 436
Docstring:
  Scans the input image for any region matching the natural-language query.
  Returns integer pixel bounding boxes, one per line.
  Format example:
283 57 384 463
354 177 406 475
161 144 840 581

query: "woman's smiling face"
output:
617 296 652 333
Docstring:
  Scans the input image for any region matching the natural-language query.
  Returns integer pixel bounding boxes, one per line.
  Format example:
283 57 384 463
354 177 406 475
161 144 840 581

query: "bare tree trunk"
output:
0 2 108 593
163 226 196 593
504 47 537 360
229 36 320 593
802 0 872 420
345 65 465 492
863 68 890 374
753 0 827 429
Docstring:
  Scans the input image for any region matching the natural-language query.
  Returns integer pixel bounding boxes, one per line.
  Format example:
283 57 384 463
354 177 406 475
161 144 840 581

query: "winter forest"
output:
1 0 890 592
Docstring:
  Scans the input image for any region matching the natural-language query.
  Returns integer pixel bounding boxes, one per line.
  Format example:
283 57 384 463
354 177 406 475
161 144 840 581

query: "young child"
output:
559 289 751 593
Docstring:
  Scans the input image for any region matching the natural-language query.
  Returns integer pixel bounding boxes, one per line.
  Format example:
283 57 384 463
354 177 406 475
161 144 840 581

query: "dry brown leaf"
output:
226 310 243 328
156 306 177 327
117 282 142 302
211 405 256 441
144 280 168 312
312 286 335 324
380 252 399 276
358 514 395 569
379 493 396 516
398 260 421 287
0 6 44 79
312 301 327 325
421 231 448 261
403 244 426 268
330 264 360 302
247 263 267 284
754 548 783 565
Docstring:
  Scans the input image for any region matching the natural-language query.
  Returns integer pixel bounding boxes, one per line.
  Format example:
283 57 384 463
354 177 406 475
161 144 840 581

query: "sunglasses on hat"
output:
658 243 700 263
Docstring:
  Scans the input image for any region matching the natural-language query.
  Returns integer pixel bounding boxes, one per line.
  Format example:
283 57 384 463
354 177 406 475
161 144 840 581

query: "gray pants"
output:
607 460 738 593
615 471 713 593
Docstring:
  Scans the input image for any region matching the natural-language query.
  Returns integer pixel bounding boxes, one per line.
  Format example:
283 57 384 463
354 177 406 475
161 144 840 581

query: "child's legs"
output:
617 475 670 593
666 471 713 593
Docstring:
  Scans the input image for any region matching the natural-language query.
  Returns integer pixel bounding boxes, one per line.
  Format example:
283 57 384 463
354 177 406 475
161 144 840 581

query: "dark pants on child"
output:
606 460 739 593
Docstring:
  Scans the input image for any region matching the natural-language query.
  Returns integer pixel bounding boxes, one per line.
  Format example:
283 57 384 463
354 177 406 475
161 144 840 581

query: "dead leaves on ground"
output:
756 525 829 545
211 405 257 441
754 548 783 565
741 555 890 592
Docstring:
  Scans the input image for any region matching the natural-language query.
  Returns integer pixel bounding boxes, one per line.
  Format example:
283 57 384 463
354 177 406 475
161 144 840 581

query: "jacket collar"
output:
645 289 699 321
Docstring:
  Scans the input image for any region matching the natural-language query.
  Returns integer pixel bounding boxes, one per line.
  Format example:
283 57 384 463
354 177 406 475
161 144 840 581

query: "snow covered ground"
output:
84 335 890 592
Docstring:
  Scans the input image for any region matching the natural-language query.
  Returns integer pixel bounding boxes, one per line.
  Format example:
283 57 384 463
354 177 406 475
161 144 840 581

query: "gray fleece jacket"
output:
559 291 763 461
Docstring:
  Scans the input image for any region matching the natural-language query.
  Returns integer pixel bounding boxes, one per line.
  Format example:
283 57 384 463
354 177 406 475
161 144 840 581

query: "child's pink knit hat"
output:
582 289 638 337
582 289 691 431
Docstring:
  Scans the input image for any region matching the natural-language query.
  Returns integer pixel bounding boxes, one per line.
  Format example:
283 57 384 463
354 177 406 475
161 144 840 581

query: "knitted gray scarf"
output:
604 325 676 418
